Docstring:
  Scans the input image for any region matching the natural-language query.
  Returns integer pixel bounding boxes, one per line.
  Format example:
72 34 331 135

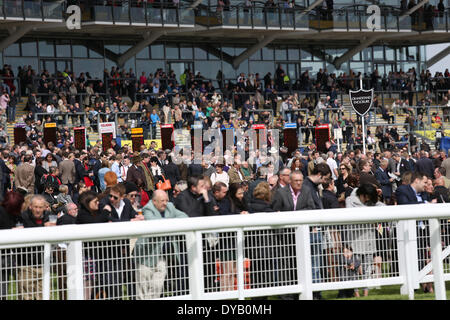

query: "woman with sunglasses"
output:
336 163 351 200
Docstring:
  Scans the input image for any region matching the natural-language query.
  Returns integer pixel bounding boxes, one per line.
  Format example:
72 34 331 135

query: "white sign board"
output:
334 128 343 140
99 122 116 139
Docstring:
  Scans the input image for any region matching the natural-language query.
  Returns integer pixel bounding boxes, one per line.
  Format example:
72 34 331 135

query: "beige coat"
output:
59 159 76 184
14 163 35 193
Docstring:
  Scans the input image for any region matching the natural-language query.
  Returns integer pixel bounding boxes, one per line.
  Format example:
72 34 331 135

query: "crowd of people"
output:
0 62 449 300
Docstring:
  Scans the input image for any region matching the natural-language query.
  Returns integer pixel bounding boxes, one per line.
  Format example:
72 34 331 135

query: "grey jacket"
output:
133 201 188 268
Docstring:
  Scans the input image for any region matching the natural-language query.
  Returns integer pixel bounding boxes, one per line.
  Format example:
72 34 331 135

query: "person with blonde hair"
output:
248 182 273 213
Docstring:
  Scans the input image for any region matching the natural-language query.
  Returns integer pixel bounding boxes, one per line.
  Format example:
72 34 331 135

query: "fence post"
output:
42 243 52 300
66 241 85 300
429 218 446 300
397 219 419 300
236 229 245 300
296 225 312 300
186 231 204 300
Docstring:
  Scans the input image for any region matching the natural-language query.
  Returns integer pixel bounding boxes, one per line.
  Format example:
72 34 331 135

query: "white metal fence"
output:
0 204 450 300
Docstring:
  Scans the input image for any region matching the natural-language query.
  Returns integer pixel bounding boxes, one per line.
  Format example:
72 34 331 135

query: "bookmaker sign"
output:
349 88 374 116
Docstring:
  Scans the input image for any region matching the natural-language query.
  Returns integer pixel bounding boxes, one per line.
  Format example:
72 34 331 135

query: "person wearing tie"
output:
120 156 131 182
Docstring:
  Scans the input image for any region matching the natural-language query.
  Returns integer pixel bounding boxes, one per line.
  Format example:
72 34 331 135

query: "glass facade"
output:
2 39 427 82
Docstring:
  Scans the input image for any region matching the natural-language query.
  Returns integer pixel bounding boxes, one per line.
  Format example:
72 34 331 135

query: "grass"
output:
321 283 450 300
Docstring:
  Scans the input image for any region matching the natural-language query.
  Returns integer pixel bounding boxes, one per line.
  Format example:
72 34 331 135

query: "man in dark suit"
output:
396 172 428 205
269 170 305 300
375 159 394 204
393 153 411 178
271 170 304 211
297 162 332 300
415 150 434 179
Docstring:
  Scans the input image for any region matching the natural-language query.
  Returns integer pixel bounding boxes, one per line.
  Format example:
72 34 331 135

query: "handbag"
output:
156 175 172 191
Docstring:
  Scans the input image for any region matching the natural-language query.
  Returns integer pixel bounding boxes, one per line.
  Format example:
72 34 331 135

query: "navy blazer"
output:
374 167 392 199
396 184 424 205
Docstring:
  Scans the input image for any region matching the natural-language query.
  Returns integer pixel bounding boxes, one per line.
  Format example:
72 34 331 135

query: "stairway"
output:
6 98 28 145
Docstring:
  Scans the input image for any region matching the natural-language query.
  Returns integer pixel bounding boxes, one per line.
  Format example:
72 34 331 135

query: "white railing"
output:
0 203 450 300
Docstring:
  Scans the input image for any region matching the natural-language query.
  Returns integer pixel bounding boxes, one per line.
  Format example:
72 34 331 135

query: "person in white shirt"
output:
210 164 230 187
326 151 339 181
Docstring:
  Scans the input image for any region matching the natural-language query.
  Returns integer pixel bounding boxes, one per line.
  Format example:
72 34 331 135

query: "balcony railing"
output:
0 1 448 32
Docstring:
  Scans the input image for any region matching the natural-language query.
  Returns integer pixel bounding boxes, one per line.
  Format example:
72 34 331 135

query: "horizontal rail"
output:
1 203 449 245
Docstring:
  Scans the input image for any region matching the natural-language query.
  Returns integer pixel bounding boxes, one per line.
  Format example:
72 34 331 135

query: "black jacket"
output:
174 189 215 217
21 209 50 228
99 197 137 222
322 190 340 209
297 177 324 210
162 162 181 188
57 213 77 225
415 157 434 179
248 198 273 213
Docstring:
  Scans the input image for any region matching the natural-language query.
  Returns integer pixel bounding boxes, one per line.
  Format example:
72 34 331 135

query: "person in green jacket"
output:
134 190 188 299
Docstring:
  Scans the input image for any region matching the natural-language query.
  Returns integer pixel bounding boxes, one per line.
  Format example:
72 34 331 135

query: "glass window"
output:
385 46 395 60
249 61 275 78
195 61 221 80
120 45 132 54
208 50 219 60
396 47 406 60
306 62 325 77
194 47 207 60
236 60 249 77
73 45 88 58
166 44 179 59
55 42 71 57
137 59 165 75
420 45 426 62
262 47 274 60
4 43 20 56
288 48 299 61
123 57 136 73
136 47 149 59
39 41 54 57
235 47 246 56
89 49 103 59
275 48 287 61
373 46 384 60
104 58 116 73
180 44 193 60
362 47 372 61
250 49 262 60
105 44 119 54
300 49 312 60
4 57 38 75
222 46 235 56
352 52 361 61
73 59 104 80
407 46 417 61
151 44 164 59
222 61 236 80
21 41 37 57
